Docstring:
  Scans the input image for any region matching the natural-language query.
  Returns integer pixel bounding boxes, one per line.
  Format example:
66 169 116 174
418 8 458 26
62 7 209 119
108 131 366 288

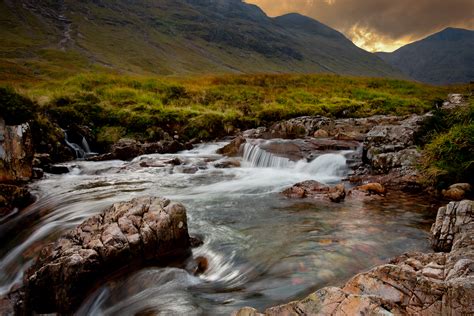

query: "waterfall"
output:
242 143 292 168
64 131 95 159
295 153 348 178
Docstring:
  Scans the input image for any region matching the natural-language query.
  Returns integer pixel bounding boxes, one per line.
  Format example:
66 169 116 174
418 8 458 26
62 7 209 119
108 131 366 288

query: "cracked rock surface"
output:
234 200 474 316
23 196 191 313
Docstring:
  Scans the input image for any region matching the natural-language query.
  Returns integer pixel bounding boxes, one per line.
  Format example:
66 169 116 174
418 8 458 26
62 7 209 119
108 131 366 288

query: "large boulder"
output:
0 118 34 182
235 200 474 316
23 196 191 313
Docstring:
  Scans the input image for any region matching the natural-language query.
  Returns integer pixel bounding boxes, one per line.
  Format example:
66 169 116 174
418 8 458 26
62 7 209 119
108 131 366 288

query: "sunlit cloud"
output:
247 0 474 52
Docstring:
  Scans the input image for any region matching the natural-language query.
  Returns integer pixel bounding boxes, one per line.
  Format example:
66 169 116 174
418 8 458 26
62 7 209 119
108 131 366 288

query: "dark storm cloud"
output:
247 0 474 51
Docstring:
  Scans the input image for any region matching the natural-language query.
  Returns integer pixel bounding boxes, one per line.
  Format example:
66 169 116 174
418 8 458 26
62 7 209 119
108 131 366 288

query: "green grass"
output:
4 73 467 147
420 99 474 187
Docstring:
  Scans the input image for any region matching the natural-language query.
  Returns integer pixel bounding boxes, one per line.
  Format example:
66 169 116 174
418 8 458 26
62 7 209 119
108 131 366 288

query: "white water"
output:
64 131 95 159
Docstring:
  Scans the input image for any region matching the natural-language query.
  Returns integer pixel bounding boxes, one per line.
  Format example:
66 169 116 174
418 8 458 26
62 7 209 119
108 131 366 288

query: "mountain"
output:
377 28 474 85
0 0 401 79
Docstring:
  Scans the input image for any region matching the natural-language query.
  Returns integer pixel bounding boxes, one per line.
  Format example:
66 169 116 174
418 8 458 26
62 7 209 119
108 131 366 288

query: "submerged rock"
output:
22 196 191 313
235 200 474 316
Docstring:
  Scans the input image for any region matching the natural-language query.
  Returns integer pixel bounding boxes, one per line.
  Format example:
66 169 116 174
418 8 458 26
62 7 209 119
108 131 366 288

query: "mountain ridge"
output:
376 27 474 84
0 0 402 79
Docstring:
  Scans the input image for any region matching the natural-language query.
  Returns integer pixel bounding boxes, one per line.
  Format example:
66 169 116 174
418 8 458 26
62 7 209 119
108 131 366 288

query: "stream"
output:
0 142 435 315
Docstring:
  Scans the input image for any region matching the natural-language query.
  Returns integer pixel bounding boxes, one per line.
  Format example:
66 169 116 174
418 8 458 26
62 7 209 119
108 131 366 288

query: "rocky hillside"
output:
377 28 474 85
0 0 401 79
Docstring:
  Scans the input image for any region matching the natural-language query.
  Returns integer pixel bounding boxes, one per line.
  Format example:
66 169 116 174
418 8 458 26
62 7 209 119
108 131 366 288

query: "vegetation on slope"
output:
420 99 474 186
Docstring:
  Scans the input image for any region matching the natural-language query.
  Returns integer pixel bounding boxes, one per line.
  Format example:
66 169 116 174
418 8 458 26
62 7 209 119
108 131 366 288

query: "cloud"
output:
247 0 474 51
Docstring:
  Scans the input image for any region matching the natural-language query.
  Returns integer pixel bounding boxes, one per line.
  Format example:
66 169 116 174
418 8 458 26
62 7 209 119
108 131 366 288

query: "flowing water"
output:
0 142 435 315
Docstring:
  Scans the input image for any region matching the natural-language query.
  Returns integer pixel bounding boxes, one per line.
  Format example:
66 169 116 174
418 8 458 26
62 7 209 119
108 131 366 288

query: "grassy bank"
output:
8 73 467 144
1 73 471 186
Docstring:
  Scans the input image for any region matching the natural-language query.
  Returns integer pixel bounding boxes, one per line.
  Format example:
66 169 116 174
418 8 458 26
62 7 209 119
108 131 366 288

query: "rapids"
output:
0 142 434 315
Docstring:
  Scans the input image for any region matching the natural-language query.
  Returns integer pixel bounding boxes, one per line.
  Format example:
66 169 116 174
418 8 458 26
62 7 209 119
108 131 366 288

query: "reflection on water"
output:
0 142 435 315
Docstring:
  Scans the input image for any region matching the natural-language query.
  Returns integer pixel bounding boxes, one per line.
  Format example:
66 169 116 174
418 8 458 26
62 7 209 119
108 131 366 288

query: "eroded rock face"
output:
0 118 34 182
431 200 473 252
23 196 191 313
235 200 474 316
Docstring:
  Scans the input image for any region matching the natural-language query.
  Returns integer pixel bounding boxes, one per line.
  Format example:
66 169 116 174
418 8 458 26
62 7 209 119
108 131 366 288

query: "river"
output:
0 142 435 315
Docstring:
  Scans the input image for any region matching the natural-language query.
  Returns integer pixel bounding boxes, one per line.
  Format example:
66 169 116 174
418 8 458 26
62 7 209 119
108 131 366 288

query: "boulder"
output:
370 148 421 174
442 188 466 201
22 196 191 313
217 136 246 157
235 200 474 316
328 183 346 203
0 118 34 182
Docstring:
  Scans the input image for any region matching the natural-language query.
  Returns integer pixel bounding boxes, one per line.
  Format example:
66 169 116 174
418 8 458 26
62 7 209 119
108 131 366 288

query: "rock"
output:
0 184 35 217
283 181 345 203
45 164 70 174
32 168 44 179
217 136 246 156
22 196 191 313
0 118 34 182
442 188 466 201
90 139 186 161
313 129 329 138
431 200 473 252
214 159 241 169
352 183 386 195
370 148 421 174
236 200 474 316
328 183 345 203
449 183 471 192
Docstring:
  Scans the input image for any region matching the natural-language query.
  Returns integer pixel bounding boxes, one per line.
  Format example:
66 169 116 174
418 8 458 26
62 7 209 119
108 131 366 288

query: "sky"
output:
247 0 474 52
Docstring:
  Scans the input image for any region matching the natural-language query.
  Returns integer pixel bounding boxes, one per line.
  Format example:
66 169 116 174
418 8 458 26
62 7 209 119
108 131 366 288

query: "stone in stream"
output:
282 181 346 203
233 200 474 316
21 196 192 314
216 136 246 156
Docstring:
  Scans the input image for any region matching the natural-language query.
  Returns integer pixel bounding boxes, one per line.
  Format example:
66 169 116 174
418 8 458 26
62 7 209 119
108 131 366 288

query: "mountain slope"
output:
377 28 474 85
0 0 401 79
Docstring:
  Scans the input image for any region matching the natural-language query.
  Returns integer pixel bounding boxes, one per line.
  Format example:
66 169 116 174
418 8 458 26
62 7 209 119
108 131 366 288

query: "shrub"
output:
0 86 35 124
422 123 474 186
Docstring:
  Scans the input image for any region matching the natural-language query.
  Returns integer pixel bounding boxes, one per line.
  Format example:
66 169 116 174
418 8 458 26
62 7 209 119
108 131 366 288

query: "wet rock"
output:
351 183 386 196
22 196 191 313
32 168 44 179
189 235 204 248
44 164 70 174
90 139 186 161
217 136 246 157
235 200 474 316
0 184 35 217
0 118 34 182
328 183 346 203
442 183 472 201
442 94 468 110
174 165 199 174
431 200 473 252
442 188 466 201
282 181 346 203
313 129 328 138
213 159 241 169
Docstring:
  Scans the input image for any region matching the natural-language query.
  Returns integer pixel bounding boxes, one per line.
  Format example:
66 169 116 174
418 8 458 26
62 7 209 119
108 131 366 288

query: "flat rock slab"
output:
23 196 191 313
